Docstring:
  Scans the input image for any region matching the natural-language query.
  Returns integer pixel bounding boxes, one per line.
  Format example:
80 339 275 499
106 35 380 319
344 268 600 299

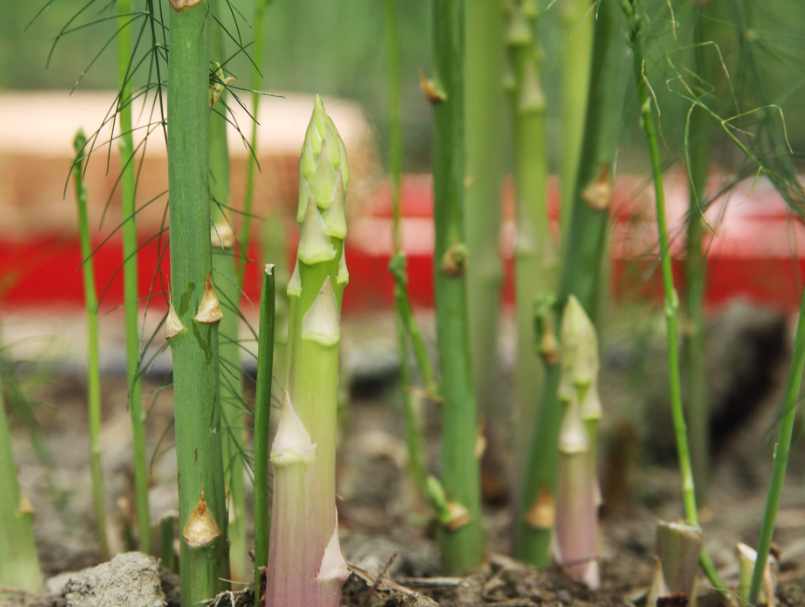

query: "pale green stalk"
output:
505 0 557 468
385 0 428 497
166 2 229 603
559 0 593 242
0 379 42 593
621 0 725 592
238 0 274 288
117 0 151 554
209 3 246 580
73 131 110 562
465 0 505 418
253 265 275 605
431 0 483 574
748 288 805 604
515 0 627 566
268 98 350 607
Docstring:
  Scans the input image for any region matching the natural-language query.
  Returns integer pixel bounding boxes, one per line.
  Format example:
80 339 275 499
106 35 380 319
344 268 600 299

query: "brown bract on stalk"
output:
582 164 613 210
166 301 186 340
170 0 203 11
418 69 447 103
195 274 224 323
182 488 222 548
524 484 555 530
440 241 469 277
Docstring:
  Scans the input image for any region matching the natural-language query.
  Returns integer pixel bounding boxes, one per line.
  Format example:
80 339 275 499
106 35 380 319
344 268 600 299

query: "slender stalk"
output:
73 131 110 562
505 0 556 471
209 3 247 581
431 0 483 574
684 2 713 508
621 0 725 592
253 265 275 604
465 0 504 419
558 0 593 242
117 0 151 554
166 2 229 603
748 287 805 603
515 0 627 566
385 0 428 498
0 378 42 593
238 0 274 288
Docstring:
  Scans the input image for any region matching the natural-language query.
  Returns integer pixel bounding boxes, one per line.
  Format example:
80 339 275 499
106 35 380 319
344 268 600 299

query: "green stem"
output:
253 265 275 604
465 0 504 419
622 0 725 593
748 289 805 602
166 3 229 603
431 0 483 574
385 0 428 499
238 0 274 289
0 378 42 593
117 0 151 554
558 0 593 244
684 5 712 507
209 2 247 581
515 0 627 566
73 132 110 562
506 0 556 474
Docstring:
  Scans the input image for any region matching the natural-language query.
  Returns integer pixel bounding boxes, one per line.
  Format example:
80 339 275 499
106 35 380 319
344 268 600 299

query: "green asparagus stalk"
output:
465 0 505 419
253 264 275 604
505 0 557 469
268 98 350 607
72 130 110 562
385 0 429 498
684 0 713 507
166 1 229 603
515 0 627 566
621 0 725 592
748 286 805 604
209 5 247 580
558 0 593 242
117 0 151 555
431 0 483 573
738 542 778 607
0 379 42 593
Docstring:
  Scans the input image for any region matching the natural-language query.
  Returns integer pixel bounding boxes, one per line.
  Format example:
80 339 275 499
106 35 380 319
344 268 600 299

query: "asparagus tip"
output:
265 263 274 276
195 273 224 324
182 487 222 548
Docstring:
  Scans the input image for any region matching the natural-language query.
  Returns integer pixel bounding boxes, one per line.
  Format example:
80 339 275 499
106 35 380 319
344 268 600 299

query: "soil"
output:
4 302 805 607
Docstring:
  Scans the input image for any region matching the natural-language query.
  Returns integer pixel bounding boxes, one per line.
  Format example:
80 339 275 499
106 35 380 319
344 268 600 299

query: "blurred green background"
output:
2 0 804 174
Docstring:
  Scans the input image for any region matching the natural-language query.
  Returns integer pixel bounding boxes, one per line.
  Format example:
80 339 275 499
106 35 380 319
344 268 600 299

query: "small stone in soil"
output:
556 589 573 605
